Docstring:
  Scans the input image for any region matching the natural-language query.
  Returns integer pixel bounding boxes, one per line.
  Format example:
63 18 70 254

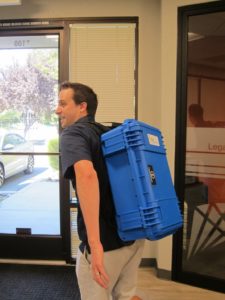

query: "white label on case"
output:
148 134 160 146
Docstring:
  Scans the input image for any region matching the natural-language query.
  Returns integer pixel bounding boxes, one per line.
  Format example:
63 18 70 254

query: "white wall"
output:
0 0 217 270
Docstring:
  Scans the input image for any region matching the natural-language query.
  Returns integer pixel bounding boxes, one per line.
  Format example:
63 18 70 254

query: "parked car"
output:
0 131 34 187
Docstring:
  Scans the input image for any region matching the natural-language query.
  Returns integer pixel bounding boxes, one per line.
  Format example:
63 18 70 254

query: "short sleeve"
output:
60 126 92 179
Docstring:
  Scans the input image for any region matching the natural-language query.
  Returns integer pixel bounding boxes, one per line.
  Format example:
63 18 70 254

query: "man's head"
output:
56 82 98 128
188 103 204 126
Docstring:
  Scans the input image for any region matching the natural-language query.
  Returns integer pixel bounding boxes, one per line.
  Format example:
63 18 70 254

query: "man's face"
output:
56 88 87 128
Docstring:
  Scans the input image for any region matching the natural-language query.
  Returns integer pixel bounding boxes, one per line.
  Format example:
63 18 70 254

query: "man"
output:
56 82 144 300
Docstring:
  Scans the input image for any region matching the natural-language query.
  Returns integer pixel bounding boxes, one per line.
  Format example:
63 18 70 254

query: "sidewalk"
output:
0 181 60 235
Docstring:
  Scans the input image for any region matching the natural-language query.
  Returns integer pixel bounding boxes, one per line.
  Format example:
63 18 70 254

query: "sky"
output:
0 49 32 68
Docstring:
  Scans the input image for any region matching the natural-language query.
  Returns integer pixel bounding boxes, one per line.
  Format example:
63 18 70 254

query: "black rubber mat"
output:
0 264 81 300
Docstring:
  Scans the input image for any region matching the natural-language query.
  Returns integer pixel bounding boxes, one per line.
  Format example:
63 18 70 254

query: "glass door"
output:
183 8 225 282
0 31 65 259
174 2 225 293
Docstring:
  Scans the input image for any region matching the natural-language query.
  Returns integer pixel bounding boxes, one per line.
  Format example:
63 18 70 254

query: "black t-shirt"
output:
60 115 133 253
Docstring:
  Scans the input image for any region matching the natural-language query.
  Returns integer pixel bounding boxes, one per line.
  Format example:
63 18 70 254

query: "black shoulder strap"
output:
85 121 111 136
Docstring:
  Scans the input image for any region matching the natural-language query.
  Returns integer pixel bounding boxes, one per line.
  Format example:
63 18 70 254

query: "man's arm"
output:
74 159 109 289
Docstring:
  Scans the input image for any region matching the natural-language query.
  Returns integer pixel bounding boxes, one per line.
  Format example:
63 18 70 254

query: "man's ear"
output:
80 101 87 112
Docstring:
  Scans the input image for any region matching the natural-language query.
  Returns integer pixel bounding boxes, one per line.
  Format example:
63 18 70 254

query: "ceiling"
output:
188 11 225 70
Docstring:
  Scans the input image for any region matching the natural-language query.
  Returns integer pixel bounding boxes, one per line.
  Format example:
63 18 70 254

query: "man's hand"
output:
90 242 109 289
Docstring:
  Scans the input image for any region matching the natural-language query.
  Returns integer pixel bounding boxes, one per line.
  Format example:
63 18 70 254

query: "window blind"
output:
69 23 136 123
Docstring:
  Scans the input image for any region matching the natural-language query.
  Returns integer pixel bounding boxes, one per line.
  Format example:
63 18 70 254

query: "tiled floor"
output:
136 267 224 300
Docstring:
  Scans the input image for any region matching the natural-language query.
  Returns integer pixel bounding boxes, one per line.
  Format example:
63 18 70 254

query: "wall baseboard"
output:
140 258 171 280
0 259 67 266
156 268 171 280
140 258 157 267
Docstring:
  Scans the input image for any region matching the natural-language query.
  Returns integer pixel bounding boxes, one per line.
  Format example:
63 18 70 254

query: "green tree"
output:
0 110 21 128
28 49 58 80
0 49 58 132
48 138 59 170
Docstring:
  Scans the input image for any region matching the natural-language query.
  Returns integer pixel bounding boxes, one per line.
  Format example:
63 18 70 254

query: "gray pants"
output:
76 239 145 300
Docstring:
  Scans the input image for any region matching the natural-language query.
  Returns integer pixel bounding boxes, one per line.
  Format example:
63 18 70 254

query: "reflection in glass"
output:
183 13 225 280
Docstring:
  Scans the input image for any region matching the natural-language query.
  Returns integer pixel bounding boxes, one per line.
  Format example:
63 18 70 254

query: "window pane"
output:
69 23 136 123
0 35 60 236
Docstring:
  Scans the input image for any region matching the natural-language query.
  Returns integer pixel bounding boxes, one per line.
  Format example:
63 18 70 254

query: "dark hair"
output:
188 103 203 119
60 81 98 116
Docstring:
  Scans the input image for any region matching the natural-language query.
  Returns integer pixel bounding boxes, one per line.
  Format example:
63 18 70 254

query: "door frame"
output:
0 23 71 261
172 1 225 293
